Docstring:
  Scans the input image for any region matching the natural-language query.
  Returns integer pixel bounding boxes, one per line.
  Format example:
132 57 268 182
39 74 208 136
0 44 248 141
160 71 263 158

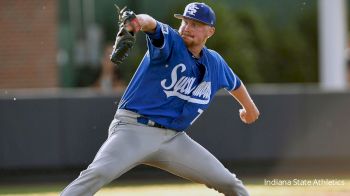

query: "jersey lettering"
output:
161 63 211 104
160 23 169 34
190 108 204 125
119 22 240 131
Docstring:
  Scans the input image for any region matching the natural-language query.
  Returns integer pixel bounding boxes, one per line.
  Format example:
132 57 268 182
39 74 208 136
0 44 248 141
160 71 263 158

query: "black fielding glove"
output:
110 5 140 65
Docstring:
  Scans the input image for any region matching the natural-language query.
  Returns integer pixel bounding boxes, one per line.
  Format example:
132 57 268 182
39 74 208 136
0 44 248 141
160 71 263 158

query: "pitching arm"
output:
135 14 157 33
123 14 157 33
229 83 260 124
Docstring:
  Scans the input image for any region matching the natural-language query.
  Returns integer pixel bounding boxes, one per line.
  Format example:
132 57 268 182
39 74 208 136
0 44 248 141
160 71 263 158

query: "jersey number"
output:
190 109 204 125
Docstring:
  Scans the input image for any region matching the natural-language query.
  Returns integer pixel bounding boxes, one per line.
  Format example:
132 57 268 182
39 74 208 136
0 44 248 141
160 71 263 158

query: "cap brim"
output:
174 14 185 19
174 14 213 26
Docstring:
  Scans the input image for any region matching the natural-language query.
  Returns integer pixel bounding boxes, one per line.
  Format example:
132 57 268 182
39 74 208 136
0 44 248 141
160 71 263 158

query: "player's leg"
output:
61 120 164 196
143 132 249 196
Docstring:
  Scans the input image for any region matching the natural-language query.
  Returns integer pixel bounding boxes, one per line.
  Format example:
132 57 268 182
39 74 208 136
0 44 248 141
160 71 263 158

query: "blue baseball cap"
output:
174 2 216 27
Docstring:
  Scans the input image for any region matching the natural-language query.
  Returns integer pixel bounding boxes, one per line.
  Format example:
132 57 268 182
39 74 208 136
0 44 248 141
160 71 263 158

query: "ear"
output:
207 27 215 39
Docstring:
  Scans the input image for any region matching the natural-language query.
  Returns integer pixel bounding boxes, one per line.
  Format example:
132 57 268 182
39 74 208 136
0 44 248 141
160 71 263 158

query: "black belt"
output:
136 116 167 129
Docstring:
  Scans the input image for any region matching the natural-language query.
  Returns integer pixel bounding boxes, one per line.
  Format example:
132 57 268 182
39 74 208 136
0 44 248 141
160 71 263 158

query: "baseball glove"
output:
110 5 140 65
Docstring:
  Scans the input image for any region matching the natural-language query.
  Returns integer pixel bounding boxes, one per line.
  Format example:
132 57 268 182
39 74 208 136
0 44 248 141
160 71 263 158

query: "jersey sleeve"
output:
216 54 241 91
145 21 177 62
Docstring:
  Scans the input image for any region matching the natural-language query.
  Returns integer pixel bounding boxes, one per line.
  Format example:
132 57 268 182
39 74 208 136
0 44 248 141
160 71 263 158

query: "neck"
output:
188 45 203 58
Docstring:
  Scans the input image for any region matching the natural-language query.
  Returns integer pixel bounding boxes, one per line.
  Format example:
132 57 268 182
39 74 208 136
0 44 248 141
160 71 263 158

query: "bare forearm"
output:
230 83 260 124
136 14 157 33
230 83 256 111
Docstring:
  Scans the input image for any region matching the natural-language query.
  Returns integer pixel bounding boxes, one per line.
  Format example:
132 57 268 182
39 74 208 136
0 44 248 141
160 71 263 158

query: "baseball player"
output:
61 2 259 196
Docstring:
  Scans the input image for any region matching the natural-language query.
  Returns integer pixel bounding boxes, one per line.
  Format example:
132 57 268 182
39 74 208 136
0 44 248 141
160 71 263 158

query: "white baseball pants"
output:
61 110 249 196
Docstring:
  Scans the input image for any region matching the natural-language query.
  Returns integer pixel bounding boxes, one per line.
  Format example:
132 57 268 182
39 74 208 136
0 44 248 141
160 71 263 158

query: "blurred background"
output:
0 0 350 192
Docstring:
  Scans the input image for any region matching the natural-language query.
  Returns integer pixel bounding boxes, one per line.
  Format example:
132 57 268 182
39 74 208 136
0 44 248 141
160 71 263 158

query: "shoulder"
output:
155 21 184 47
206 49 223 60
205 48 226 65
157 22 170 35
157 21 181 37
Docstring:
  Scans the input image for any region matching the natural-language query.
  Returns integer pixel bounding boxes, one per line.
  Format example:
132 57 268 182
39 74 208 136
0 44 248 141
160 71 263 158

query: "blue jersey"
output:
118 22 241 131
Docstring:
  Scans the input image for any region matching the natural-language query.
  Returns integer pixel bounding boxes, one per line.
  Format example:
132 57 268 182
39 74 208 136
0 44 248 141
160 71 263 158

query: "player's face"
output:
178 18 215 48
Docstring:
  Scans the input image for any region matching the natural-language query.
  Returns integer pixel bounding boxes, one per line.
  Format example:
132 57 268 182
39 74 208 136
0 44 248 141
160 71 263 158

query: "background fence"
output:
1 86 349 182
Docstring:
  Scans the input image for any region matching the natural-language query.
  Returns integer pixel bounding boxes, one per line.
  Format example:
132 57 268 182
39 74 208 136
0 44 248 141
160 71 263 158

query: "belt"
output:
136 116 167 129
116 109 167 129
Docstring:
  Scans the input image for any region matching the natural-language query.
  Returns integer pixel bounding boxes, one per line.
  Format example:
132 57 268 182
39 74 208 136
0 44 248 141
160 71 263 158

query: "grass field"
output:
1 178 350 196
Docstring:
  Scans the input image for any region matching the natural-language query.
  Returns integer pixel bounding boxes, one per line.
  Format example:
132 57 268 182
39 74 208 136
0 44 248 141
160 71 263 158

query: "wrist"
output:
135 14 157 33
130 17 141 32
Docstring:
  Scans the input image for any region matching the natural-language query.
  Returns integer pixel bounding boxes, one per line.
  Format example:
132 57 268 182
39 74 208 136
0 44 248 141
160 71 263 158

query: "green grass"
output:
1 178 350 196
0 184 65 195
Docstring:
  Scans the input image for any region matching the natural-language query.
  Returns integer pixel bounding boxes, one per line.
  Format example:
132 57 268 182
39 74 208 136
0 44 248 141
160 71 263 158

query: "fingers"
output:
239 109 247 123
239 108 259 124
